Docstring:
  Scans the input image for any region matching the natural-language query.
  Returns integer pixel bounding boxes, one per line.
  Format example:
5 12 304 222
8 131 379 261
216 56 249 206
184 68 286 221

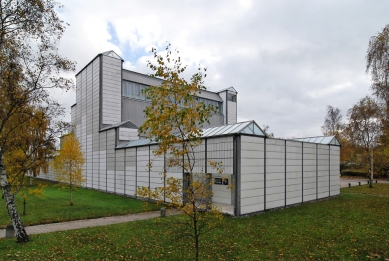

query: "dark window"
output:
227 93 236 102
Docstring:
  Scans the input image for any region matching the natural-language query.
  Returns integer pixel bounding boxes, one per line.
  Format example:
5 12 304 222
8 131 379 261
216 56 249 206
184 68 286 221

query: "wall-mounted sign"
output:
214 178 228 185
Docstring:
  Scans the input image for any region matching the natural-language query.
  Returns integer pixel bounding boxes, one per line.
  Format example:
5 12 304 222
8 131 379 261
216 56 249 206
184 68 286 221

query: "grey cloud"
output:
52 0 389 138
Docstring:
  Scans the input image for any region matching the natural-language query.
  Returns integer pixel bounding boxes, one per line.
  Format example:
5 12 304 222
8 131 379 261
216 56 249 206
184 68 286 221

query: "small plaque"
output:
214 178 222 185
214 178 228 185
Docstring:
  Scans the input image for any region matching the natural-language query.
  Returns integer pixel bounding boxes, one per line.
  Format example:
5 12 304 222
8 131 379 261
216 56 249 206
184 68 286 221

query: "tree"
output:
51 132 85 206
322 105 343 136
366 24 389 104
0 0 74 242
345 96 382 187
262 125 274 138
137 44 226 261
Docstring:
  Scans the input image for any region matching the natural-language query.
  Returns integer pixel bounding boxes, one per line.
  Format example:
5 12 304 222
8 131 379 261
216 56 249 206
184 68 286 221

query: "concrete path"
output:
340 179 389 188
0 210 176 239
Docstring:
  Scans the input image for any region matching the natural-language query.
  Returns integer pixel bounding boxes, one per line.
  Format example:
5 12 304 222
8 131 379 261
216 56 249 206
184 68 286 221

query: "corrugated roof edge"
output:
216 86 238 94
99 120 139 132
116 120 268 150
292 135 341 146
76 51 124 77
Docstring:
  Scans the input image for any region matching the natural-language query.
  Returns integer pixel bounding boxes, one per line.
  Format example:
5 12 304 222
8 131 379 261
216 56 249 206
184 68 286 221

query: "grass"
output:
0 183 388 260
0 179 159 228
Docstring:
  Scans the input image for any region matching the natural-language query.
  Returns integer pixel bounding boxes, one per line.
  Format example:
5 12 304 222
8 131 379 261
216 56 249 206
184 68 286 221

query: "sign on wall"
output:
214 178 228 185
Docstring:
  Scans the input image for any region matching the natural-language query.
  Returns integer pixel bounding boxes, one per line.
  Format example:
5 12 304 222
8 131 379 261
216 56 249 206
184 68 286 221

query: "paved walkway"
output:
340 179 389 188
0 210 176 239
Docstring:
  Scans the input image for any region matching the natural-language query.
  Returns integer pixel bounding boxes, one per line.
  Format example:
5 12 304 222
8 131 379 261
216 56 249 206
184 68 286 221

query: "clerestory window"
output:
227 93 236 102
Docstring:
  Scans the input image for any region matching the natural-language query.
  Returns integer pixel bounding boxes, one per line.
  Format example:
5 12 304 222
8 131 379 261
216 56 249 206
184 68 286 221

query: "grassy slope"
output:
0 184 388 260
0 180 159 228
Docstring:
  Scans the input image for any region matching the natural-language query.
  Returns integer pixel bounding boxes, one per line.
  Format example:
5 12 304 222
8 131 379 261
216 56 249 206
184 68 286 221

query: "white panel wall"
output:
136 146 150 192
150 145 164 190
218 91 227 124
317 144 330 198
207 137 233 205
191 140 205 175
125 148 137 196
119 127 139 141
330 146 340 196
207 137 233 175
106 129 116 193
115 149 125 194
227 101 237 124
303 143 316 202
99 132 106 191
91 58 100 190
240 136 265 215
101 56 121 125
286 140 302 205
72 56 101 191
266 139 285 209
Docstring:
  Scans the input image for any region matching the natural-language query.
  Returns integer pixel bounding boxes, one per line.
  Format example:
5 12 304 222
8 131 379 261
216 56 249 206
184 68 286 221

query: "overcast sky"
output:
53 0 389 138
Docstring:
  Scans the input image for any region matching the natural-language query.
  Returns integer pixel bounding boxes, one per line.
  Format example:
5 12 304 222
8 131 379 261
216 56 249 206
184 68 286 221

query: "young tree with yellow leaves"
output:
137 44 228 261
51 132 85 206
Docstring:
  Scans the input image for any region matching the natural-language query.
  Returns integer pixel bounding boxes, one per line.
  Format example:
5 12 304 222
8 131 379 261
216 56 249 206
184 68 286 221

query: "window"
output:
227 93 236 102
197 97 222 114
122 80 222 114
122 81 148 100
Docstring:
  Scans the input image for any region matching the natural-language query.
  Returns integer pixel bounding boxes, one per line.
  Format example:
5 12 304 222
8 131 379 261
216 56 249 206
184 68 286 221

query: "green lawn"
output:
0 184 388 260
0 179 159 228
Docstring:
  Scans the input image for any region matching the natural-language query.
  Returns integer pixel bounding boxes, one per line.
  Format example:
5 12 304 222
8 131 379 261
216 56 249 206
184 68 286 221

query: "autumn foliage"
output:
51 132 85 206
137 44 227 261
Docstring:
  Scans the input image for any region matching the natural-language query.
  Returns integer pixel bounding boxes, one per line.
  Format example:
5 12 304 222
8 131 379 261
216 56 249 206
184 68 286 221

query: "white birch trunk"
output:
0 151 29 242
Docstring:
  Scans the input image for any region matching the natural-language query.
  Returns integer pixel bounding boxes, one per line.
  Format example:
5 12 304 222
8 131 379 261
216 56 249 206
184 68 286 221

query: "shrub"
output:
341 169 367 177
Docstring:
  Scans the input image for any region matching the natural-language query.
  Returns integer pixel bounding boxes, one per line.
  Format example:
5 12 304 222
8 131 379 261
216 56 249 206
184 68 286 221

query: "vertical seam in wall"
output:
235 94 237 122
135 147 138 198
226 92 228 124
114 128 118 194
149 145 151 198
205 139 207 174
91 63 93 188
83 71 88 188
114 147 116 194
329 145 330 197
285 140 287 206
264 138 266 211
99 55 103 130
302 143 304 203
120 60 123 122
106 131 107 192
124 149 126 195
237 135 241 217
233 136 237 216
316 144 319 199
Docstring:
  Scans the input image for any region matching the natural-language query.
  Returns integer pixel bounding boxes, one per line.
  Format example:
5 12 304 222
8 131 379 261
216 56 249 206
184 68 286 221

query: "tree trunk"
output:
70 184 73 206
193 197 199 261
0 151 29 243
370 148 373 188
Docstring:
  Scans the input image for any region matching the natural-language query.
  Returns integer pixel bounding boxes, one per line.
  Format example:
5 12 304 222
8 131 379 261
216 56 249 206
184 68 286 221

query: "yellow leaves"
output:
27 183 46 198
51 132 85 187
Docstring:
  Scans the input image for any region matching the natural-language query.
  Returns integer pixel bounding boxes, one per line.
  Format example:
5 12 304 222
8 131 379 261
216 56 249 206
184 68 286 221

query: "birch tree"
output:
346 96 382 187
0 0 74 242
